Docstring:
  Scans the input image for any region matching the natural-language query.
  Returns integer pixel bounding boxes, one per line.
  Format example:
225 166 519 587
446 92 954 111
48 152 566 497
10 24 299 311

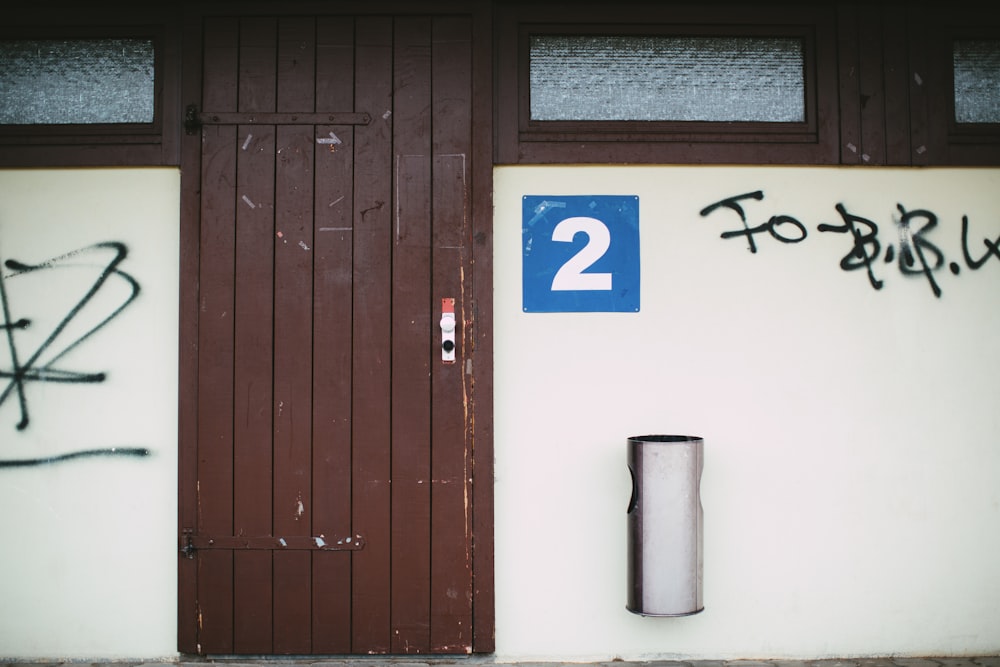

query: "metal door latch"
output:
440 298 456 364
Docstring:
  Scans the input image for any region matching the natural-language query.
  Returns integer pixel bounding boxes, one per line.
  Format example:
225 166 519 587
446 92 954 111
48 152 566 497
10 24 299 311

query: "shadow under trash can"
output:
627 434 704 616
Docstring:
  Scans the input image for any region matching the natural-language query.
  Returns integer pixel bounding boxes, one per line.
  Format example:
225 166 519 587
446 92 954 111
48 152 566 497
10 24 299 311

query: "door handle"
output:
440 298 456 364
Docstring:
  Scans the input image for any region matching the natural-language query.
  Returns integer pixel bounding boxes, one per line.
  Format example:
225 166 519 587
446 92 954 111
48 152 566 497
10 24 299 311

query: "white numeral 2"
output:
550 216 613 291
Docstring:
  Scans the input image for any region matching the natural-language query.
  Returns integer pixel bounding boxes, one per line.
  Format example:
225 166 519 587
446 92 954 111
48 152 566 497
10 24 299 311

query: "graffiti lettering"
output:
0 242 140 431
0 446 151 468
962 215 1000 270
817 204 883 291
895 205 945 298
698 190 807 253
700 191 1000 297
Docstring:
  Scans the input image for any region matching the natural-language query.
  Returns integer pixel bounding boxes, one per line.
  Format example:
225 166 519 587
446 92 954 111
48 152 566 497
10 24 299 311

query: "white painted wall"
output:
493 166 1000 661
0 165 996 662
0 169 179 660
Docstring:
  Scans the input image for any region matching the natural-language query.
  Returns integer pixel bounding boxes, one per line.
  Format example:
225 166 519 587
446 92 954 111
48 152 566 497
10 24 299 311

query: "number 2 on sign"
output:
550 216 613 291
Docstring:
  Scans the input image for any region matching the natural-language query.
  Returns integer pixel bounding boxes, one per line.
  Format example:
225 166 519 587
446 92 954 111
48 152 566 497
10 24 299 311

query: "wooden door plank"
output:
232 15 279 654
178 7 205 654
351 15 394 654
429 16 474 654
272 16 317 654
232 121 276 653
836 6 863 165
278 17 316 113
390 16 434 655
468 4 496 651
311 15 356 654
198 123 238 656
238 18 278 114
196 16 240 654
273 552 312 654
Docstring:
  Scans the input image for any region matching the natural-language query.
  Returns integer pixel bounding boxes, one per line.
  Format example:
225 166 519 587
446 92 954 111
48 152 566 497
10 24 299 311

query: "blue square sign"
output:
522 195 640 312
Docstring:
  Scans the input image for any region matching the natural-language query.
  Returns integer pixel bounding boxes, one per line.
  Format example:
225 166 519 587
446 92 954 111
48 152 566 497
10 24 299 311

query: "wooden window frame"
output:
935 26 1000 164
900 7 1000 166
0 11 180 167
496 4 842 164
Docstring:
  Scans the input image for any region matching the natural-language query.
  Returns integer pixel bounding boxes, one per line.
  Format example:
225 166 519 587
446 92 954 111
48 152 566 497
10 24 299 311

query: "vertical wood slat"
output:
836 6 863 165
352 15 394 654
858 7 887 165
272 16 317 654
278 17 317 112
430 16 475 654
813 8 844 166
492 11 519 165
311 15 356 655
906 8 937 166
178 5 206 654
391 16 434 654
469 3 497 653
196 16 240 655
232 120 277 653
882 5 912 165
232 16 278 655
197 131 238 656
239 18 278 114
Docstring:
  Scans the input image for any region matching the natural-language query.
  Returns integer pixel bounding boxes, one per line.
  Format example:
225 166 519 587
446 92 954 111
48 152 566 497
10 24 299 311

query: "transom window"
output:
529 34 805 123
953 39 1000 124
0 38 155 125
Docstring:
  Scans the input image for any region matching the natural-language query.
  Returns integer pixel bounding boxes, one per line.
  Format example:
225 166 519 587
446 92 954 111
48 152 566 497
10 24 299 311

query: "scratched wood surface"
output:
311 14 355 655
390 16 434 654
272 15 316 654
233 16 277 654
429 17 475 653
183 12 477 656
350 15 394 653
195 15 239 655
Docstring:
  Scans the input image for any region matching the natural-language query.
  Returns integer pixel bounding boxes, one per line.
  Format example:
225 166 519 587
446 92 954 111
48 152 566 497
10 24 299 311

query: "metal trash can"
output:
627 434 704 616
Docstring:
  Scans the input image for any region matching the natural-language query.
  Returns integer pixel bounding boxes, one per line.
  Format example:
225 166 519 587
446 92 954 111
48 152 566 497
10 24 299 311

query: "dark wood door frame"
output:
176 3 495 655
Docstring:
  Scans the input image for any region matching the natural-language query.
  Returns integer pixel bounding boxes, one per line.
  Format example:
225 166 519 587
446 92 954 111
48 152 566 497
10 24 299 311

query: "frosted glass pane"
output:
530 35 805 122
954 40 1000 124
0 39 154 124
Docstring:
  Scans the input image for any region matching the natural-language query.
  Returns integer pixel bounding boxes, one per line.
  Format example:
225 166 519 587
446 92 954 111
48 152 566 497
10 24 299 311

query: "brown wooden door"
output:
178 13 479 655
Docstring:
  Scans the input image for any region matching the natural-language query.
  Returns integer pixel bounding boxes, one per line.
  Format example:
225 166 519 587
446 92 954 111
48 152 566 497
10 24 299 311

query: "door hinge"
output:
180 528 196 559
184 104 201 135
179 531 364 557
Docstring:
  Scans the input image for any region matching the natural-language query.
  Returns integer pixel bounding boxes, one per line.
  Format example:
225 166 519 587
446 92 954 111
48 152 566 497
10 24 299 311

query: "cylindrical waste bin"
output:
627 434 704 616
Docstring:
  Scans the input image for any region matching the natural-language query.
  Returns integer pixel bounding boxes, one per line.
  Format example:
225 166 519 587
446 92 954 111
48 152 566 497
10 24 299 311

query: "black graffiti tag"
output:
699 190 808 253
893 205 946 298
0 242 139 432
817 204 884 291
961 215 1000 270
700 190 1000 297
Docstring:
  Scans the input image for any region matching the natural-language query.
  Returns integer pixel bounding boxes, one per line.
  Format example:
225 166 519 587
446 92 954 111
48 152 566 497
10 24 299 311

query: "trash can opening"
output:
629 434 701 443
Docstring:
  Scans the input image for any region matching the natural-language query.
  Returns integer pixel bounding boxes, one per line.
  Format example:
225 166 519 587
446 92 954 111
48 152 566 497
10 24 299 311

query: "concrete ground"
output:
3 657 999 667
